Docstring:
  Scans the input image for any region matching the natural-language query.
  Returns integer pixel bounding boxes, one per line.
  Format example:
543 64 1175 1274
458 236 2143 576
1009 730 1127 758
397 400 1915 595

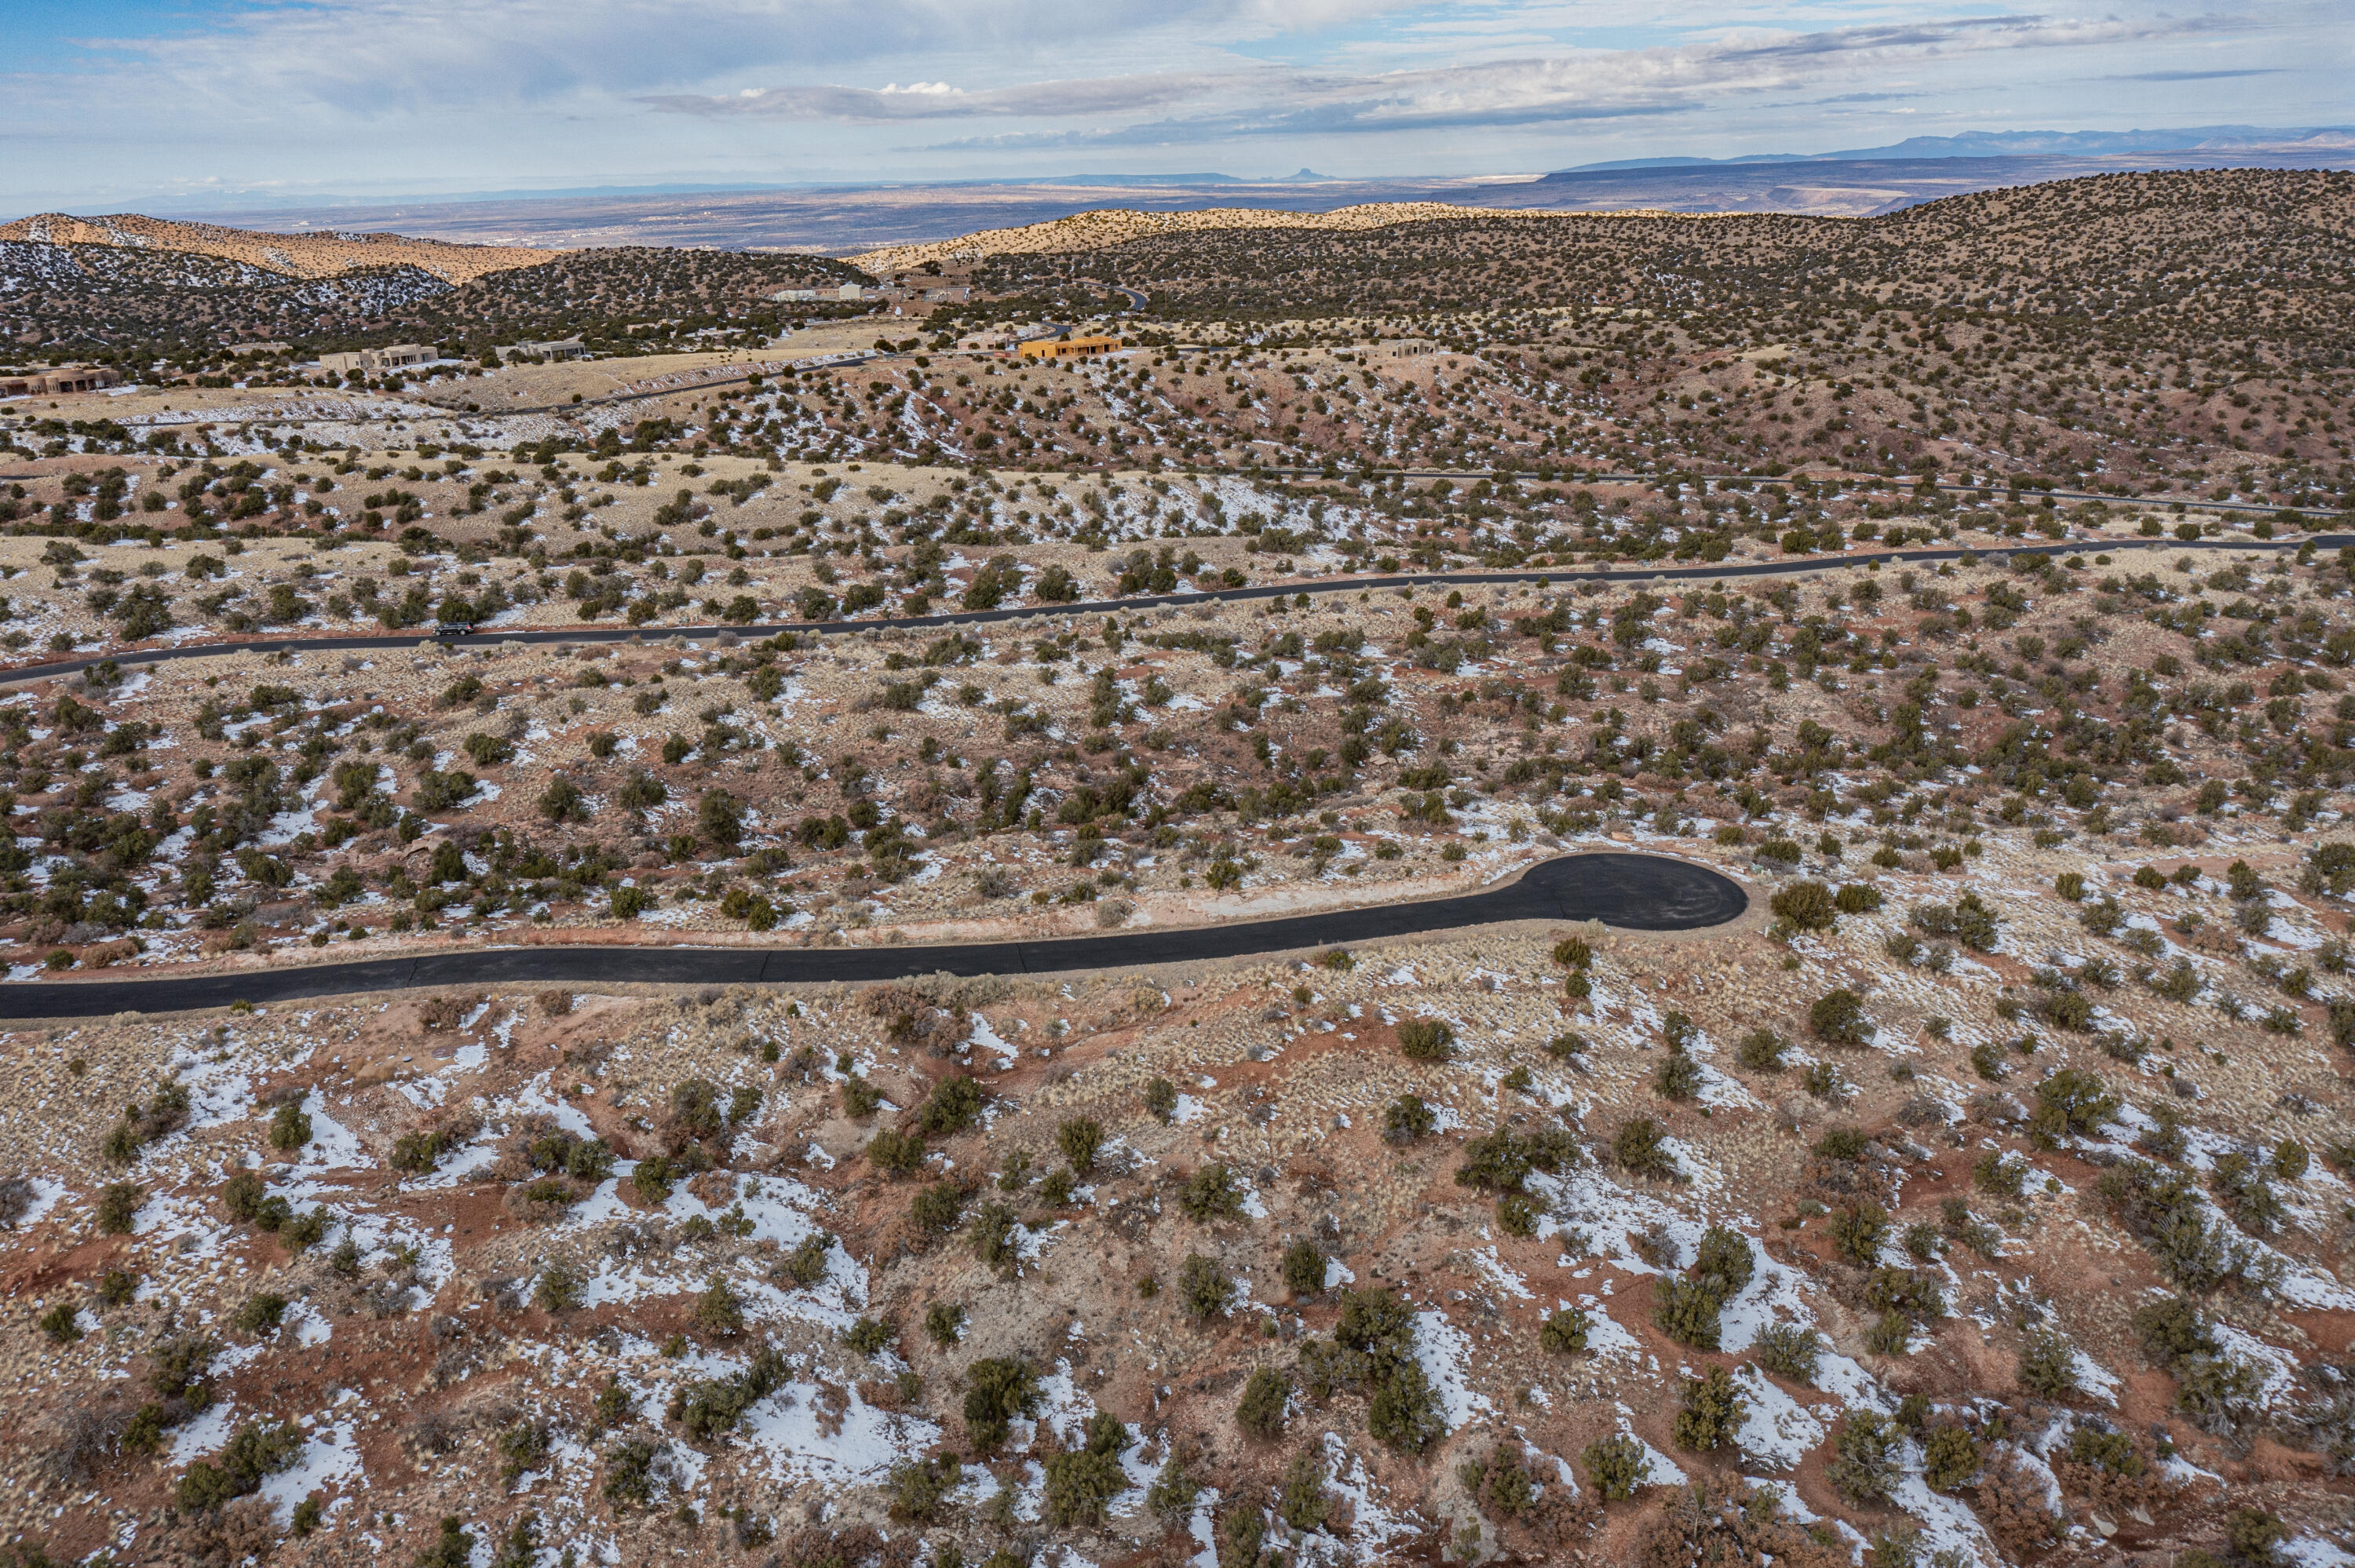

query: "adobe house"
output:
1017 334 1122 362
319 344 433 374
0 366 121 396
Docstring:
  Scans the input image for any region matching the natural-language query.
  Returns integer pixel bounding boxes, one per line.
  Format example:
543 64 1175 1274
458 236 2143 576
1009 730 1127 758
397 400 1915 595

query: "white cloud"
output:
648 11 2240 142
0 0 2327 204
648 70 1236 122
72 0 1432 112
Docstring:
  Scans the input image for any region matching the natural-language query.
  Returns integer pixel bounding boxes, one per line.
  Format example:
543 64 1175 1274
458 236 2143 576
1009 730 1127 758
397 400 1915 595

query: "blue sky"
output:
1 0 2346 210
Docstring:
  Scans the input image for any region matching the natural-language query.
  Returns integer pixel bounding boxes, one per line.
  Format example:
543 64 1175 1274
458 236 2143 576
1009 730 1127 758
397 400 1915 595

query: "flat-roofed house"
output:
319 344 433 374
0 366 120 396
1017 334 1121 362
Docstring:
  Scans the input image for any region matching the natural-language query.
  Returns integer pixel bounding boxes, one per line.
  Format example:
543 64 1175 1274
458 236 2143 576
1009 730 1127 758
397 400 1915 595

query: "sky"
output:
1 0 2348 211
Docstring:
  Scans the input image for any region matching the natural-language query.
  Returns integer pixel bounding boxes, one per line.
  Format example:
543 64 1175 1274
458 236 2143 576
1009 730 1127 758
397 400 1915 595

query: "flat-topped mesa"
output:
849 200 1583 275
0 212 564 284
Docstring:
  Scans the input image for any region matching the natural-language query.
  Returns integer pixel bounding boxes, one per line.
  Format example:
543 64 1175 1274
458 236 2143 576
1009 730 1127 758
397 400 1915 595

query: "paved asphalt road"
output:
1 531 2342 687
0 851 1745 1019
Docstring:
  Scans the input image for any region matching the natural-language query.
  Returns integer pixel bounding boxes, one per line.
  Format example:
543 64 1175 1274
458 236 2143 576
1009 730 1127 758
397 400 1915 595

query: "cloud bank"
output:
642 13 2237 144
0 0 2333 206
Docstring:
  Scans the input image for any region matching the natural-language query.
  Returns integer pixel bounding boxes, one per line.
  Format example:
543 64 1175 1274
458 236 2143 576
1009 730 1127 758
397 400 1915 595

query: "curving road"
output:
0 851 1744 1019
1 531 2343 688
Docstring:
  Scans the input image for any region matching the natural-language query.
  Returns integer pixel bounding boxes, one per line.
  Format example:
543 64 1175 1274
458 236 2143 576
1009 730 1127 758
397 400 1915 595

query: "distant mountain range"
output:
1563 126 2355 172
113 170 1356 214
25 128 2347 223
26 125 2346 259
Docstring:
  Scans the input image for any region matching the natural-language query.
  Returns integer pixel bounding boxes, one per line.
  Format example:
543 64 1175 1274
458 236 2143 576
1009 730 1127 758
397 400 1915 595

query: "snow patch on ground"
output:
739 1381 941 1484
259 1417 364 1521
1732 1362 1826 1470
1414 1311 1492 1428
2283 1536 2355 1568
297 1091 367 1169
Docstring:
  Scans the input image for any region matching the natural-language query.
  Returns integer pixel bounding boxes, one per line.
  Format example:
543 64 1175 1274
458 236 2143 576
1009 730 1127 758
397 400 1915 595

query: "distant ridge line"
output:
0 211 564 283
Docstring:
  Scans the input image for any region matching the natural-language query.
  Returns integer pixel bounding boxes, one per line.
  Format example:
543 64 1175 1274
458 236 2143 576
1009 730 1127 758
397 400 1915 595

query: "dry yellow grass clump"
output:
0 212 563 283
